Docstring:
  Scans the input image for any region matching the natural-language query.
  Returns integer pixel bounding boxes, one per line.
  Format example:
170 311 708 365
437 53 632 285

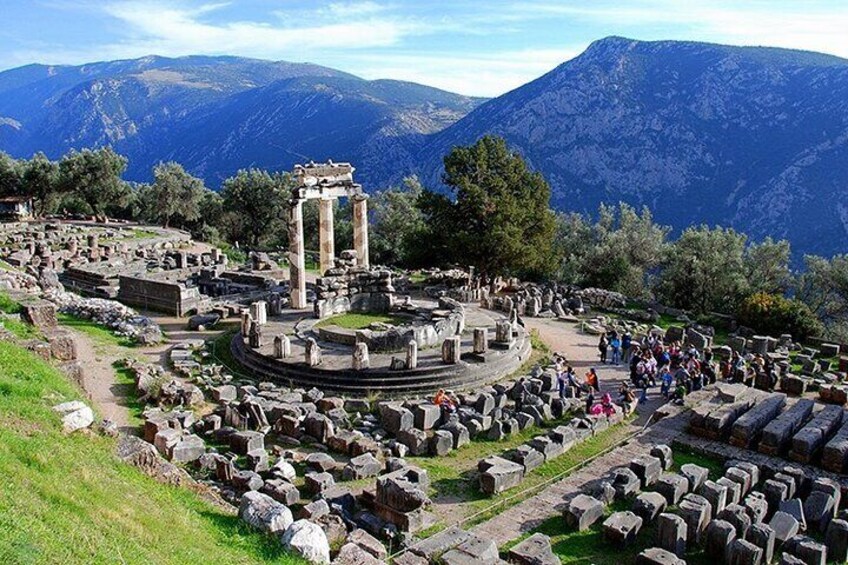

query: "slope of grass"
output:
0 341 305 565
57 312 137 348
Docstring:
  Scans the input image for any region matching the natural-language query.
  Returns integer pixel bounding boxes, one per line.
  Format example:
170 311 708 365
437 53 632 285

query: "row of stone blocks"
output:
691 384 848 472
563 447 848 565
477 414 624 495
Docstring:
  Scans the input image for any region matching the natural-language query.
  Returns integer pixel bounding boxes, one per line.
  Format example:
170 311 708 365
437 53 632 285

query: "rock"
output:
657 513 687 557
824 519 848 563
635 548 685 565
803 491 835 533
442 535 499 565
656 474 689 505
52 400 94 432
759 399 814 456
728 538 763 565
611 467 641 500
680 463 709 492
679 494 712 544
397 428 428 456
282 519 331 564
430 430 454 456
380 403 414 435
170 434 205 463
413 403 441 430
343 453 383 481
238 491 293 535
507 532 561 565
603 511 643 546
630 455 663 488
508 445 545 474
705 519 737 561
300 499 330 520
304 472 335 496
770 511 801 544
632 492 667 523
780 499 807 532
230 430 264 455
748 523 776 564
273 458 298 482
650 444 674 470
564 495 605 531
440 421 471 449
743 492 769 525
261 479 301 505
699 480 728 517
347 528 388 560
479 456 524 495
718 503 753 538
306 452 337 473
725 467 753 496
333 543 383 565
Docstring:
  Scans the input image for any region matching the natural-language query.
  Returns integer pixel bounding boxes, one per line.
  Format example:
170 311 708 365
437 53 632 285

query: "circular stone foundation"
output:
230 304 532 397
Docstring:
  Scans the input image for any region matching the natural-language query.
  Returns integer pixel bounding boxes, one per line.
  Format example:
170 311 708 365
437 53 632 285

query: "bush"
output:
737 292 823 341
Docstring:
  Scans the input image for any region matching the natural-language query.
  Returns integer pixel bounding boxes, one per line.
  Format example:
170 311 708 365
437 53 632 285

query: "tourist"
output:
622 332 632 364
610 334 622 365
555 357 568 399
585 367 600 392
565 366 582 397
659 366 673 398
585 384 596 411
598 334 608 364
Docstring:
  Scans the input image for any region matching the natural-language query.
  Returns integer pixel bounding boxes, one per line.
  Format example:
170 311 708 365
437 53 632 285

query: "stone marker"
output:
825 519 848 563
635 547 685 565
507 533 560 565
729 538 763 565
681 463 709 492
657 513 687 557
633 492 668 523
705 519 737 561
679 493 713 544
748 523 776 564
700 480 729 517
656 474 689 506
630 455 663 488
603 511 643 546
770 511 801 544
565 494 605 531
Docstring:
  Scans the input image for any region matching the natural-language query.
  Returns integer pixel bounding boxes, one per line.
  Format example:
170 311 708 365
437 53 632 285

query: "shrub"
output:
737 292 823 341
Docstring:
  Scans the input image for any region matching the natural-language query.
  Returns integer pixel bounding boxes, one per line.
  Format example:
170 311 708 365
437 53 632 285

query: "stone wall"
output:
314 264 394 319
118 275 201 317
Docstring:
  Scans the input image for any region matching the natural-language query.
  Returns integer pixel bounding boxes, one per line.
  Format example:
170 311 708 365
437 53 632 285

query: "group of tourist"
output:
589 329 780 407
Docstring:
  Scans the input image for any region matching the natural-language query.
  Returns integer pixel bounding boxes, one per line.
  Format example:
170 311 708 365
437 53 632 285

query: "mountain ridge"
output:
2 39 848 258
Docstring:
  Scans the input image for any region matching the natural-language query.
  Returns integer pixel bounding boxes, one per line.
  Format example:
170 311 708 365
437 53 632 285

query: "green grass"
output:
0 291 23 314
412 412 639 537
503 447 723 565
0 340 306 565
1 317 42 340
57 313 137 348
112 361 147 428
315 312 407 330
409 273 428 284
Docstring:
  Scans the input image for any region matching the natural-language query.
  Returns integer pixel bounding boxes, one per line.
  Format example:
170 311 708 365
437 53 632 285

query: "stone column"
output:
241 311 252 336
352 342 369 371
288 199 307 309
250 301 267 325
273 334 291 359
352 194 370 269
406 340 418 370
305 337 321 367
319 198 335 275
442 336 461 364
495 320 513 345
473 328 488 354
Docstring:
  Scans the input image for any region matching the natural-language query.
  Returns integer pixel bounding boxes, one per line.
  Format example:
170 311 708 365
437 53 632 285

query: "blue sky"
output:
2 0 847 97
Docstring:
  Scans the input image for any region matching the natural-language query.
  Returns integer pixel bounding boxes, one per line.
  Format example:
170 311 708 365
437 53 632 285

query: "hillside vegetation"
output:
0 340 304 565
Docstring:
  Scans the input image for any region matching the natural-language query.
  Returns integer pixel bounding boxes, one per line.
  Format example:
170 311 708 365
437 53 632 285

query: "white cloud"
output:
349 47 584 97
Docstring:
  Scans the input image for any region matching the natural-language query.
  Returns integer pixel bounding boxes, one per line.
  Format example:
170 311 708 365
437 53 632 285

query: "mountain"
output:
0 55 481 186
2 40 848 258
413 37 848 259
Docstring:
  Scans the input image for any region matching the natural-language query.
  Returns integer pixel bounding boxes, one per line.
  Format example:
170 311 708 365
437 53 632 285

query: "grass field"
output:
503 449 724 564
315 312 407 330
412 411 639 536
0 340 305 565
56 312 138 348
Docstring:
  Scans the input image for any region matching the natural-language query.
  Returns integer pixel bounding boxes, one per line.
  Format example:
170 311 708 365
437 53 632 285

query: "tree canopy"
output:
142 162 206 228
220 169 290 248
418 135 557 281
57 147 128 216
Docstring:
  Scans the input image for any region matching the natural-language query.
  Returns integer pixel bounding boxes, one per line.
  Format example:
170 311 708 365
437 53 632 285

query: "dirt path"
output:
70 327 138 432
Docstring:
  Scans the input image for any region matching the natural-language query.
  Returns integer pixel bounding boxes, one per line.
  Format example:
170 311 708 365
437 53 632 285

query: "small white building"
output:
0 196 33 221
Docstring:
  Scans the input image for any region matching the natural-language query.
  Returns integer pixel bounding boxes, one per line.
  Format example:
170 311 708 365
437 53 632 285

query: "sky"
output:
1 0 848 97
